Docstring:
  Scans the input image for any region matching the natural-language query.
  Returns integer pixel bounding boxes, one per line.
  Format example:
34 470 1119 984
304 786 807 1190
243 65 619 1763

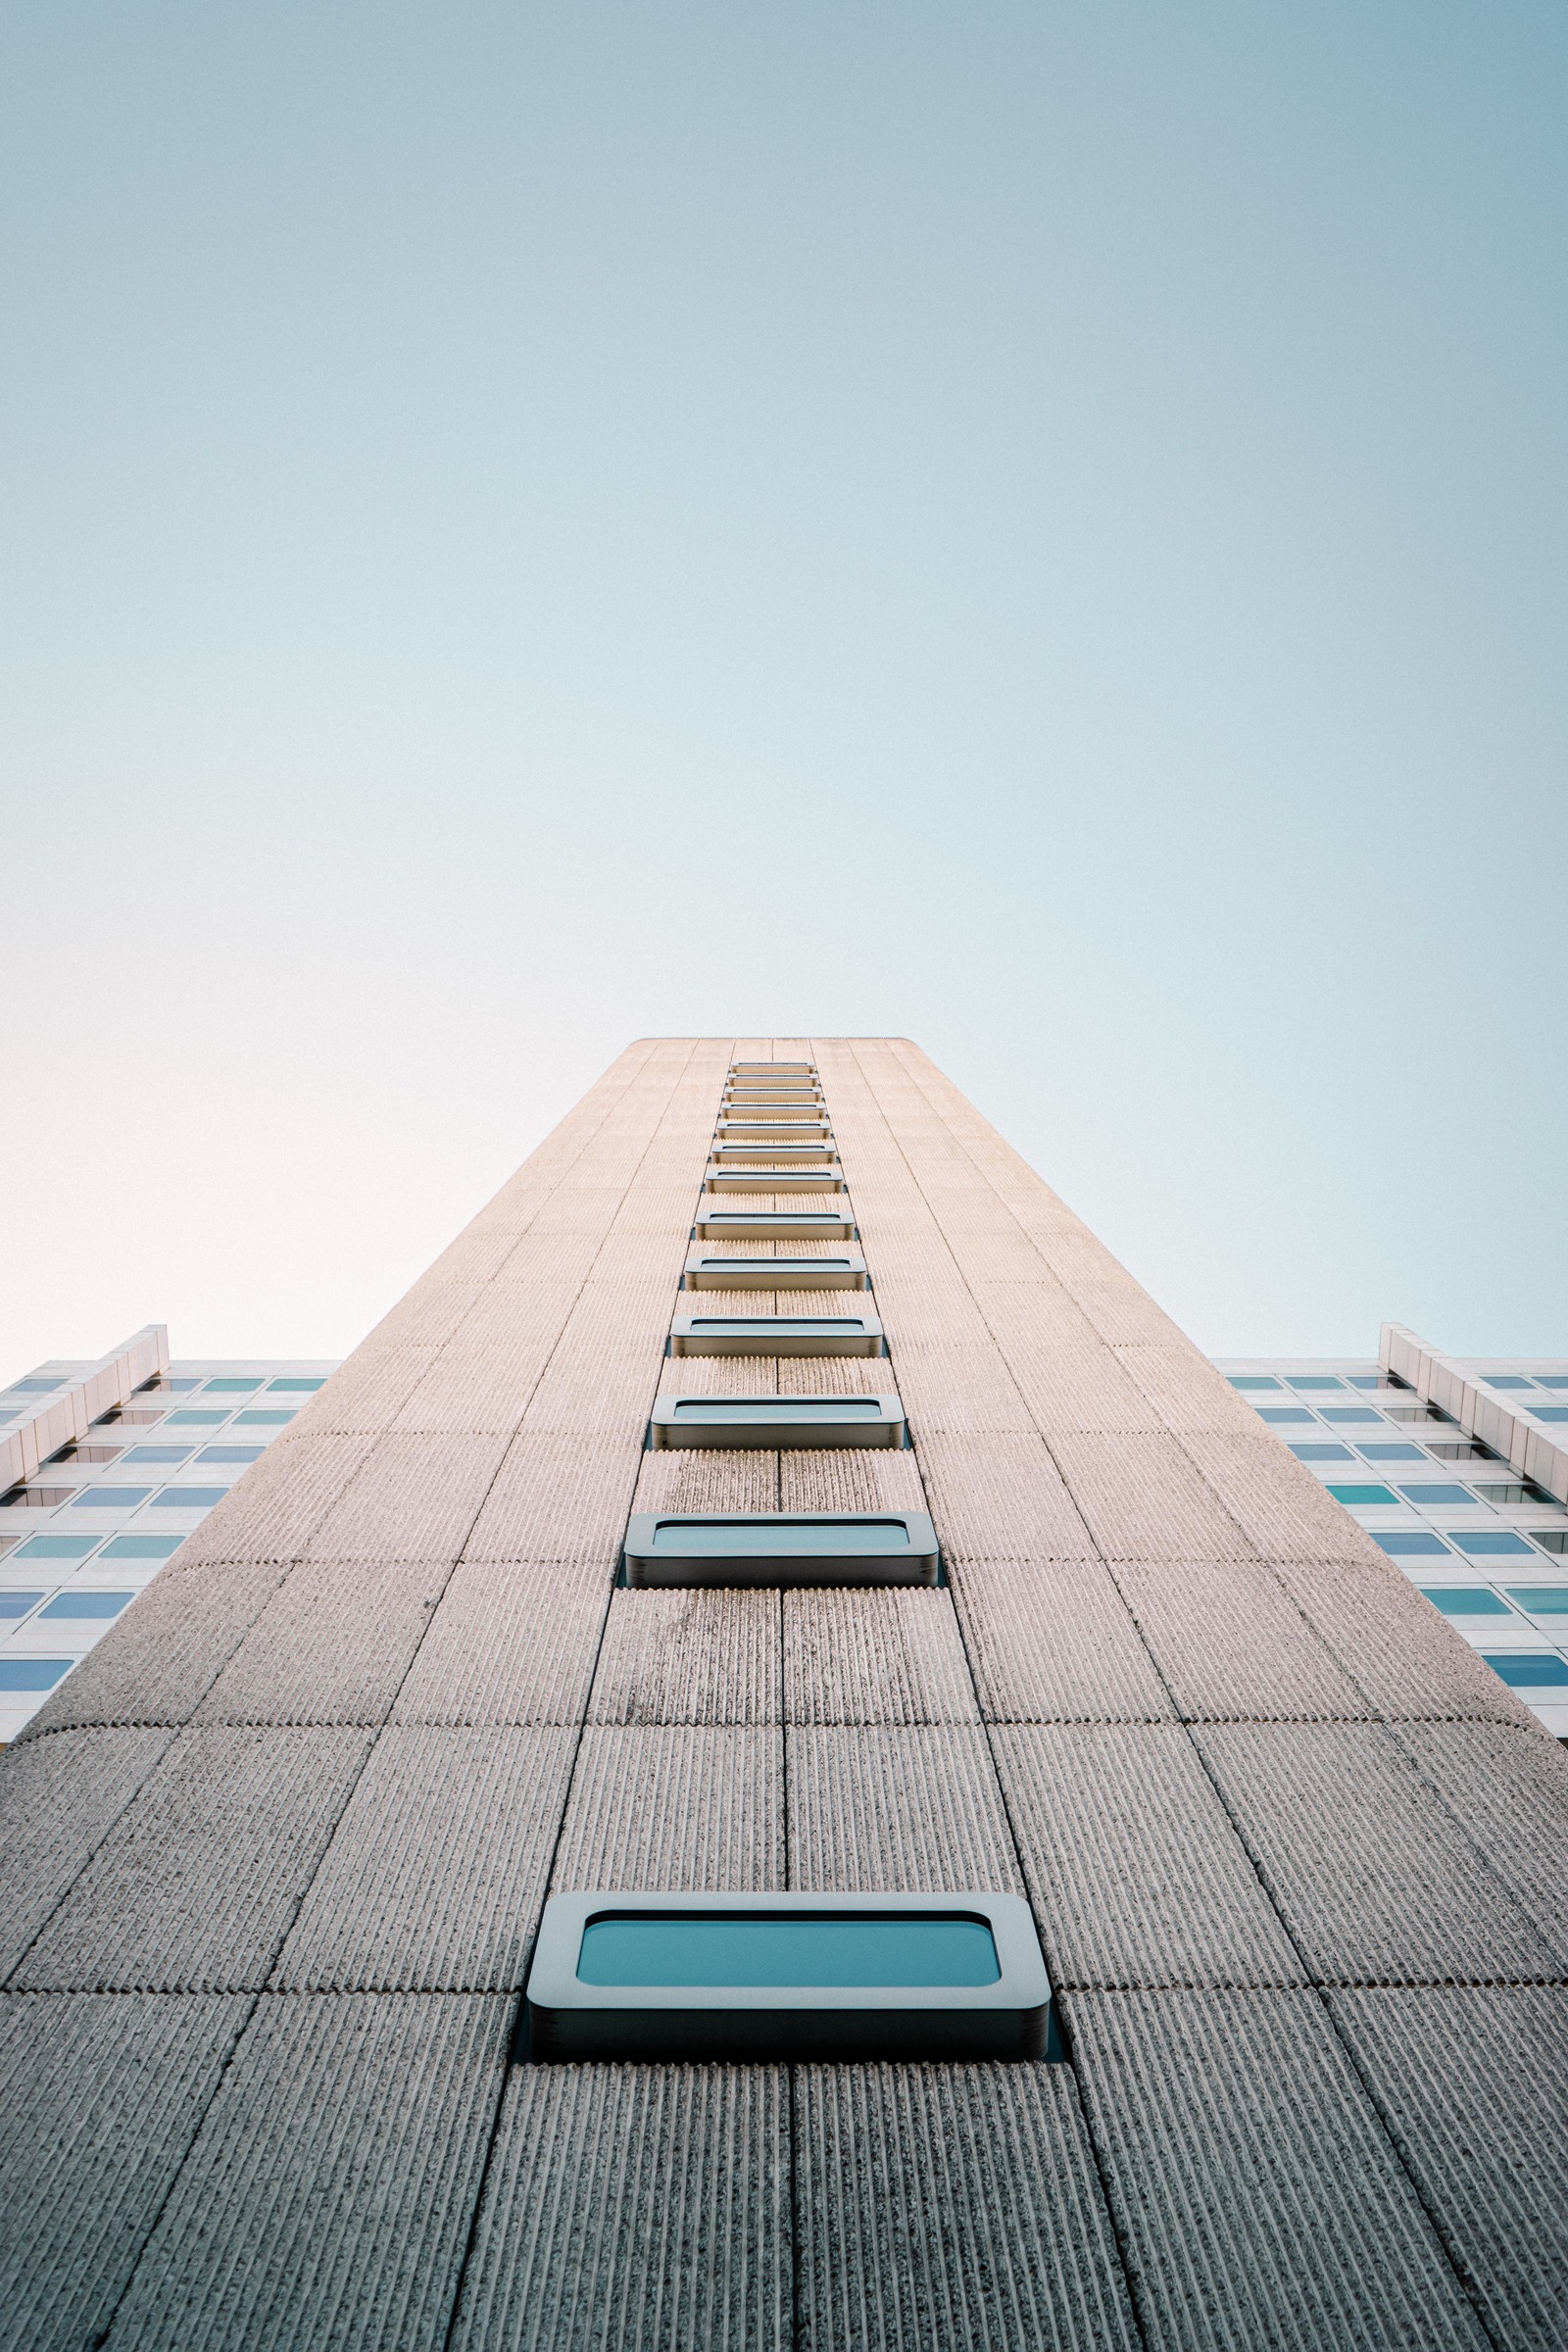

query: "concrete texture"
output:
4 1035 1565 2350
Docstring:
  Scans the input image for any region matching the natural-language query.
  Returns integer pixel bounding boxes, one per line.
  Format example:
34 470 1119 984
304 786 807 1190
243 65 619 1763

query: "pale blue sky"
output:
3 3 1564 1373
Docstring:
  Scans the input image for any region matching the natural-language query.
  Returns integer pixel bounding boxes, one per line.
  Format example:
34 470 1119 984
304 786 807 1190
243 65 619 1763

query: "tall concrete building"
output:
3 1038 1565 2352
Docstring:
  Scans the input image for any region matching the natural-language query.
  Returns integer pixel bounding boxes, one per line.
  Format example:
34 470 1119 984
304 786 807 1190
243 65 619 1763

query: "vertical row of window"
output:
523 1054 1056 2063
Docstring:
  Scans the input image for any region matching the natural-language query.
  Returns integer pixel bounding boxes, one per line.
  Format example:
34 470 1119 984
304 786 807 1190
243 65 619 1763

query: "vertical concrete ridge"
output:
588 1590 783 1725
552 1725 785 1892
795 2060 1141 2352
787 1723 1023 1893
782 1588 979 1725
450 2063 790 2352
0 1730 177 1982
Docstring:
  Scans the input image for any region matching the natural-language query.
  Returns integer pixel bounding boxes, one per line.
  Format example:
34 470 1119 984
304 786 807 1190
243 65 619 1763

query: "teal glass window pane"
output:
1327 1484 1399 1506
196 1448 264 1464
0 1659 71 1690
37 1592 132 1620
1358 1446 1427 1462
152 1487 228 1509
100 1535 185 1559
577 1913 1000 1987
1530 1408 1568 1422
690 1319 863 1334
0 1592 44 1616
68 1488 151 1510
1258 1409 1315 1424
1290 1445 1354 1462
1375 1532 1450 1555
122 1447 193 1465
1227 1377 1280 1390
1417 1588 1512 1617
1483 1653 1568 1690
1485 1377 1534 1389
1396 1484 1475 1507
1289 1378 1344 1390
15 1535 97 1560
1319 1407 1382 1423
650 1518 909 1556
670 1398 881 1423
1449 1532 1534 1556
268 1378 325 1391
233 1412 293 1426
1504 1588 1568 1614
164 1411 226 1425
203 1379 263 1392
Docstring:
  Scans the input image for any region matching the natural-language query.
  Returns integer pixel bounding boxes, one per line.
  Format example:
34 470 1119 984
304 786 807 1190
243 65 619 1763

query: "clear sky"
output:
3 2 1565 1379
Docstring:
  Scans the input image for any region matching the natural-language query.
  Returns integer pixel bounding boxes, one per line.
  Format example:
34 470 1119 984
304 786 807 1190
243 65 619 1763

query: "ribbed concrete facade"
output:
3 1037 1565 2350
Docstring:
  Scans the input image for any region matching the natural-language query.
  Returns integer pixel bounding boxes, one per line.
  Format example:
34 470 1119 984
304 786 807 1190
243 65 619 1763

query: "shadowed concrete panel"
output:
172 1433 378 1567
1066 1988 1492 2352
788 1725 1022 1891
1193 1723 1558 1984
588 1591 782 1725
553 1727 784 1890
1271 1556 1533 1725
16 1727 372 1990
1328 1985 1568 2352
391 1559 610 1725
1049 1433 1254 1562
915 1432 1098 1560
195 1558 453 1725
783 1590 979 1725
1108 1557 1372 1722
305 1433 511 1562
107 1992 511 2352
1388 1723 1568 1967
993 1725 1306 1990
795 2061 1140 2352
467 1436 644 1561
451 2063 789 2352
16 1561 288 1736
273 1728 576 1988
951 1559 1174 1723
0 1730 175 1981
0 1991 252 2352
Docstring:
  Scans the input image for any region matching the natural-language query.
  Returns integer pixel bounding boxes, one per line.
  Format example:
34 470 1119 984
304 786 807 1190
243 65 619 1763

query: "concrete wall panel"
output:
951 1558 1173 1723
0 1728 176 1980
1109 1557 1372 1722
787 1724 1022 1892
915 1431 1098 1561
589 1591 782 1725
305 1433 511 1563
1048 1433 1254 1562
195 1558 453 1725
18 1560 289 1735
783 1589 979 1726
1386 1722 1568 1969
391 1559 608 1726
553 1727 784 1891
466 1435 642 1562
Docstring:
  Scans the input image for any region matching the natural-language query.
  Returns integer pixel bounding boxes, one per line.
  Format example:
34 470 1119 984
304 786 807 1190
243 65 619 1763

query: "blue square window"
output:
153 1487 229 1509
121 1446 194 1465
1396 1485 1476 1508
1504 1588 1568 1616
1374 1532 1451 1556
164 1410 226 1426
1485 1377 1535 1390
15 1535 98 1560
1357 1446 1427 1462
1537 1376 1568 1390
12 1378 66 1394
68 1488 151 1510
37 1590 131 1620
1417 1587 1512 1618
1258 1408 1315 1424
1346 1377 1384 1390
0 1592 45 1617
234 1411 293 1426
196 1447 264 1465
1290 1445 1355 1462
268 1377 325 1392
100 1534 185 1559
203 1379 262 1393
1319 1407 1382 1424
1228 1377 1280 1390
1529 1407 1568 1423
1288 1378 1344 1391
1327 1484 1399 1507
1449 1532 1535 1557
0 1659 71 1690
1483 1653 1568 1690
